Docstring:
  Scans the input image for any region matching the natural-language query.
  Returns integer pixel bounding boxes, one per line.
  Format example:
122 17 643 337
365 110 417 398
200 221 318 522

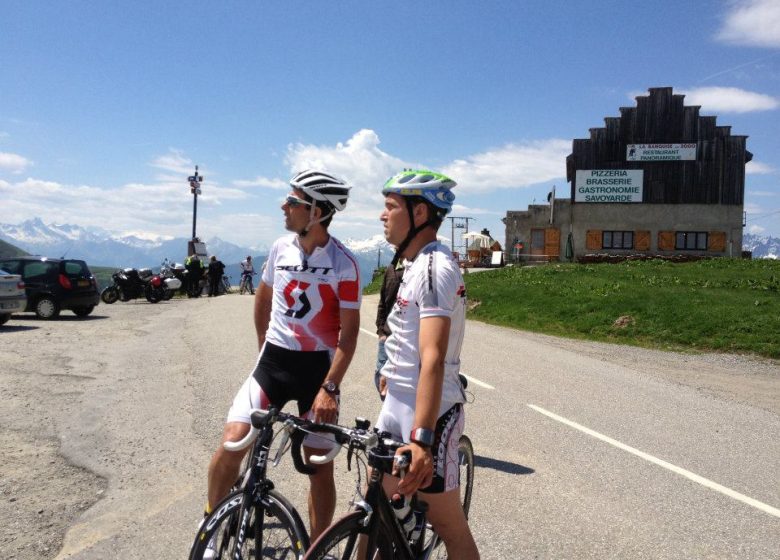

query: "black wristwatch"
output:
321 381 340 395
409 427 435 448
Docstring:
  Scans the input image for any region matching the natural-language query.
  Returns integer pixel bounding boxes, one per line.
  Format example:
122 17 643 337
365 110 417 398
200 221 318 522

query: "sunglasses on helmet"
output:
284 195 312 207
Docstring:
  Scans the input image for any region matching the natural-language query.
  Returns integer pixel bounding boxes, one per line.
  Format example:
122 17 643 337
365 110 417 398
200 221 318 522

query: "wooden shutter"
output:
585 230 602 250
709 231 726 252
545 228 560 259
658 231 675 251
635 230 650 251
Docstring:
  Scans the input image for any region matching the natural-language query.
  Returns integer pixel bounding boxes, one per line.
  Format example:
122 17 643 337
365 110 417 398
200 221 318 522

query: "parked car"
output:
0 256 100 319
0 269 26 325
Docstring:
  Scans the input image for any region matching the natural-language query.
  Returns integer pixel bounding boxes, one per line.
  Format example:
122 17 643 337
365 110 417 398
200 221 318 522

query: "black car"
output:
0 256 101 319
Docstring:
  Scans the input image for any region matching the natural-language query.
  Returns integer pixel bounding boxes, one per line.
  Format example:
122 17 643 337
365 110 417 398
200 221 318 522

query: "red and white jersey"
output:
261 234 361 354
381 241 467 404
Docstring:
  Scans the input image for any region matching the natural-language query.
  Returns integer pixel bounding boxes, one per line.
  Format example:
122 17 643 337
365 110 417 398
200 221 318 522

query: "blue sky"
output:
1 0 778 249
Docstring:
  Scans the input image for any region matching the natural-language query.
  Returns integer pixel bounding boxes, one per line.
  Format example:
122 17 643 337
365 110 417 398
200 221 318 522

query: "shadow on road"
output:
474 455 534 475
0 324 40 332
10 314 110 322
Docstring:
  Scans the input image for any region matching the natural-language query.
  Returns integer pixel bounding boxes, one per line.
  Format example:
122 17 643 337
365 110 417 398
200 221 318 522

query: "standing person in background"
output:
203 170 360 556
185 253 204 298
240 255 255 295
207 255 225 297
377 169 479 559
374 262 402 399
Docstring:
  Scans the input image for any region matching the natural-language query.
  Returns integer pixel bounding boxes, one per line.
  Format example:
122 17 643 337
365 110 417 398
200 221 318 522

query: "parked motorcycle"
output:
100 267 166 304
159 260 185 300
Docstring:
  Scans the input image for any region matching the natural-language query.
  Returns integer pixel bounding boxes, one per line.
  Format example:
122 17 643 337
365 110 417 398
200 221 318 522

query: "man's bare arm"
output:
253 282 273 351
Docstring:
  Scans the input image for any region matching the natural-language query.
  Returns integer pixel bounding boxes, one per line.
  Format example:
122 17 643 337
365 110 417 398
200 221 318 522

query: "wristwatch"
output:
321 380 340 395
409 427 435 448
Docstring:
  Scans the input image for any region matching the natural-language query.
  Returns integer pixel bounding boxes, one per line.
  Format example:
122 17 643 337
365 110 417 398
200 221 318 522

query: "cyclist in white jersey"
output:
205 170 360 546
378 169 479 560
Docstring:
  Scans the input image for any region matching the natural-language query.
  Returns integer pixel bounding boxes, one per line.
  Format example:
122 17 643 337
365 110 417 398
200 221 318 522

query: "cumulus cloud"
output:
232 176 288 190
0 152 33 174
748 224 766 234
680 86 779 113
150 149 197 175
286 129 409 196
746 160 775 174
717 0 780 48
441 140 569 193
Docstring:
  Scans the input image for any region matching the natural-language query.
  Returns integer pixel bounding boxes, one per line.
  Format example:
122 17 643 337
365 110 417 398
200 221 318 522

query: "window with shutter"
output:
586 230 602 250
658 231 675 251
708 231 726 252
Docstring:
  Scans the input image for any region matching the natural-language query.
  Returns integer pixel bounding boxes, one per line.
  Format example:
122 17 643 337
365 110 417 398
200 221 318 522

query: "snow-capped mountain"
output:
0 218 262 270
0 218 392 286
743 233 779 260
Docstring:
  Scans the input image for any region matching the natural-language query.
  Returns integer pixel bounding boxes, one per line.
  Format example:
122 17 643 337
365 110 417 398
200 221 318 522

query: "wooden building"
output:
504 87 752 262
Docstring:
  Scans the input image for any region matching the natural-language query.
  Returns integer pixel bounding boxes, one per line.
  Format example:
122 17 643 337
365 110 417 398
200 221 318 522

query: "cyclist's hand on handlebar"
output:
311 390 339 424
395 442 433 497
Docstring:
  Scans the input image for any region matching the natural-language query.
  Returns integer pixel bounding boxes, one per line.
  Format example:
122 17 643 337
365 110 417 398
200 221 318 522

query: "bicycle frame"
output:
344 453 429 560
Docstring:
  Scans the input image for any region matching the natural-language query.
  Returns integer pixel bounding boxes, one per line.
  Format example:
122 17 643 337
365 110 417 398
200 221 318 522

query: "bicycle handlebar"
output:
222 408 404 475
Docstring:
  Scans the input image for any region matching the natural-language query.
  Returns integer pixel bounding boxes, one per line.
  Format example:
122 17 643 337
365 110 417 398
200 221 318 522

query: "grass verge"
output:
464 259 779 359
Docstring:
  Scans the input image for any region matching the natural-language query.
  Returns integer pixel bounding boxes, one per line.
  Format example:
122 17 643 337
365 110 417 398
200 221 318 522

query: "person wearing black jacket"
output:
207 255 225 297
374 262 402 398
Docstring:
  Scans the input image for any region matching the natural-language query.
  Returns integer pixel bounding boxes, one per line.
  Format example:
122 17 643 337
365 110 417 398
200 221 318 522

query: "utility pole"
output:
188 165 203 241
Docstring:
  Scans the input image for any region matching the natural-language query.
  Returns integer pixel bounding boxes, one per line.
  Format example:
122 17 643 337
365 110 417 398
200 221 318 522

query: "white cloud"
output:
746 160 775 174
150 149 198 175
286 129 409 197
680 86 779 113
0 152 33 174
717 0 780 48
748 190 777 197
232 176 288 190
748 224 766 234
451 204 503 216
441 140 570 193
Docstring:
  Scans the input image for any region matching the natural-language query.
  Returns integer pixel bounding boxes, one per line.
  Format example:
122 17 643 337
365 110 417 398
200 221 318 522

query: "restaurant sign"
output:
626 143 697 161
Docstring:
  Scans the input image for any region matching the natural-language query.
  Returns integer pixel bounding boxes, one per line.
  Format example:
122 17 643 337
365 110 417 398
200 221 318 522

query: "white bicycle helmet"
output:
290 169 351 211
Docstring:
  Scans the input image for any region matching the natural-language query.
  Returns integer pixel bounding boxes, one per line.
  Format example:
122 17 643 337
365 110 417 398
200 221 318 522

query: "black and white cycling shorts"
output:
227 342 338 452
376 390 465 493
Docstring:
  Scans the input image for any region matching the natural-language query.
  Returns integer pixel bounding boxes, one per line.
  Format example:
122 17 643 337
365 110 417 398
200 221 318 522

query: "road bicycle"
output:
239 272 257 295
221 275 232 294
300 419 475 560
189 408 318 560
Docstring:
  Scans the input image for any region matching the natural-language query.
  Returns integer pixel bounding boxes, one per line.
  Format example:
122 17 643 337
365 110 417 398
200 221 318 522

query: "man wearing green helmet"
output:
377 169 479 559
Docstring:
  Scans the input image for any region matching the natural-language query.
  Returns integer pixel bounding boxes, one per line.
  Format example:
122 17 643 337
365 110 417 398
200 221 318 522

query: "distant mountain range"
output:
3 218 773 286
743 233 779 260
0 218 394 287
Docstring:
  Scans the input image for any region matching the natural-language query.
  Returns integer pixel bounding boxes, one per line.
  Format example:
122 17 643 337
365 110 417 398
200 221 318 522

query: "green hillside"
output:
465 259 779 359
0 239 29 258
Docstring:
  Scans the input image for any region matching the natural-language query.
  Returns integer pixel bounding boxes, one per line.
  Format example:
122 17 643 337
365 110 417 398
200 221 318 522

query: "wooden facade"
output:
566 87 752 205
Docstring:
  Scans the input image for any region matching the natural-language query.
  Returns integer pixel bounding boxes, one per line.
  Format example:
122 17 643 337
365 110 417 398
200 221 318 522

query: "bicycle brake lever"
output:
347 444 355 472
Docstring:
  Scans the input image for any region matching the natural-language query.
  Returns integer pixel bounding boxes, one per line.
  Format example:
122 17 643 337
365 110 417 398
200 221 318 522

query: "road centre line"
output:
359 327 495 390
528 404 780 519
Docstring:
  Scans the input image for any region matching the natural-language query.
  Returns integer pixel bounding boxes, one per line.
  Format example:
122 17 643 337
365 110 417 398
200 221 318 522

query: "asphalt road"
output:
1 294 777 559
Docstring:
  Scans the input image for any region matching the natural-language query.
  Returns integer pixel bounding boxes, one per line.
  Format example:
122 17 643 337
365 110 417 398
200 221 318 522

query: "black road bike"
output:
300 421 475 560
189 408 319 560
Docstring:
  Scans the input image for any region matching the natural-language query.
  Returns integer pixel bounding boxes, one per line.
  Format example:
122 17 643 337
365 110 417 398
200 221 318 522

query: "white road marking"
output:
360 327 495 390
528 404 780 519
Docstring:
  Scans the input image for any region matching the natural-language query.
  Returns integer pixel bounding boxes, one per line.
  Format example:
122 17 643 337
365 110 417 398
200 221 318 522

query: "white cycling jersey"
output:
380 241 467 404
261 234 361 354
240 259 255 274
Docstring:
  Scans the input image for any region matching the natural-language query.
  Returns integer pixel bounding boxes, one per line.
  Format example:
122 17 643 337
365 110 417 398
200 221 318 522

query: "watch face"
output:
323 381 338 393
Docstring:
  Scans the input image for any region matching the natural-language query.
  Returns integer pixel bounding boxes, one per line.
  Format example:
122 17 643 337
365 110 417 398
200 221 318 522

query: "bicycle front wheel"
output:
304 511 393 560
190 488 309 560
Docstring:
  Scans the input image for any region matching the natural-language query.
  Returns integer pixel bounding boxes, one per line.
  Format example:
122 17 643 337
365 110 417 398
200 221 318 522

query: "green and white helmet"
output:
382 169 456 217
